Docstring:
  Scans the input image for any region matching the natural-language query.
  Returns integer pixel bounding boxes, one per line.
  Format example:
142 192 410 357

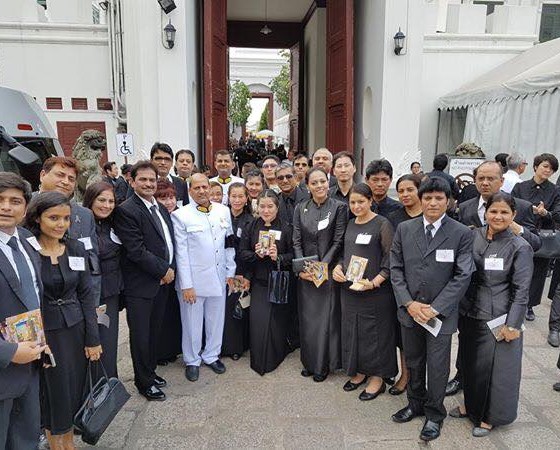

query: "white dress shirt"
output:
423 214 445 238
502 170 521 194
0 229 40 301
478 196 487 225
136 194 174 264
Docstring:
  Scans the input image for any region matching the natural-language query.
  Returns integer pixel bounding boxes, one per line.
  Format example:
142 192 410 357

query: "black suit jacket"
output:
458 195 541 251
390 216 475 334
169 175 190 206
41 239 100 347
114 194 176 299
0 228 43 401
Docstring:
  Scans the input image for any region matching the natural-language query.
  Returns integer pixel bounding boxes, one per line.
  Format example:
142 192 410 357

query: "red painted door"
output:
289 41 303 152
56 121 107 165
326 0 354 153
203 0 228 165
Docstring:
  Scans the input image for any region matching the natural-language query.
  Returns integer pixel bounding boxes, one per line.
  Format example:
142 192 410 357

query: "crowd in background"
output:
2 142 560 448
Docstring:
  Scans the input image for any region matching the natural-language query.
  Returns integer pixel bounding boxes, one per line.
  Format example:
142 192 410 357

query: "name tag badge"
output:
26 236 42 251
110 229 122 245
485 257 504 271
269 230 282 241
237 228 242 238
436 249 454 263
68 256 85 271
78 237 93 251
355 233 371 245
318 217 329 231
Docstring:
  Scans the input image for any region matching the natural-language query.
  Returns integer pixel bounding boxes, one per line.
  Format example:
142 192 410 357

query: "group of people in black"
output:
1 142 560 448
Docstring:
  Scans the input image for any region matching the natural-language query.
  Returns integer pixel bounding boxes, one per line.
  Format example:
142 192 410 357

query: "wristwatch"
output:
507 326 517 332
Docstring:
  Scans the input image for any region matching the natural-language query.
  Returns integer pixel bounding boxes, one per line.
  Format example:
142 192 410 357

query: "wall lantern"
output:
163 20 176 49
393 28 406 55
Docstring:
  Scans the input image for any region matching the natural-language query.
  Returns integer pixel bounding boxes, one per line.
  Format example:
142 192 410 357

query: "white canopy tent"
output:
437 38 560 163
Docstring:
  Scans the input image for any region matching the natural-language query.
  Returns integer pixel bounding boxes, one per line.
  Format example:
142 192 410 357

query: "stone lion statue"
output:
72 129 106 202
454 142 485 158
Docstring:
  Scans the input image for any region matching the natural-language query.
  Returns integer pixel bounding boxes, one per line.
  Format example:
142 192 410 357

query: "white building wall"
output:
0 2 118 158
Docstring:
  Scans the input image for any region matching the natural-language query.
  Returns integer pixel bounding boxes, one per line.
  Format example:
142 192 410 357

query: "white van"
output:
0 86 64 190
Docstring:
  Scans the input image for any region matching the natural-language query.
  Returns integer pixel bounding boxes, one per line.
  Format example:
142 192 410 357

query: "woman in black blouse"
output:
333 183 397 400
293 168 348 382
25 192 101 450
451 192 533 436
221 182 252 360
83 181 123 379
240 190 293 374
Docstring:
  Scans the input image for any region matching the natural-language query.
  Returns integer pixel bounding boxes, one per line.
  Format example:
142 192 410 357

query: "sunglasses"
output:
276 174 294 181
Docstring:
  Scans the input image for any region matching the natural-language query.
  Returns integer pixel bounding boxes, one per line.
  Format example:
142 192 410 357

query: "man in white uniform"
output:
172 173 236 382
209 150 243 205
502 152 527 193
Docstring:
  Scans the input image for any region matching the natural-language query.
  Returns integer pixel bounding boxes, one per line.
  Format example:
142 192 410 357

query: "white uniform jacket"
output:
209 175 244 205
172 201 236 297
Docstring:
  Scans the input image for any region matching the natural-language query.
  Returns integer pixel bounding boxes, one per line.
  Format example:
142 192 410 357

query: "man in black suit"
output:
446 160 542 396
0 173 45 450
150 142 190 206
311 148 338 188
114 161 176 401
102 161 129 205
427 153 460 201
390 177 474 442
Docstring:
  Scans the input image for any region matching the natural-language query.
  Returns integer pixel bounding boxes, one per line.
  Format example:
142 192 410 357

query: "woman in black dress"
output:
240 190 293 374
221 182 252 360
293 168 348 382
451 193 533 437
25 192 101 450
83 181 123 379
386 174 423 395
154 179 182 365
333 183 397 400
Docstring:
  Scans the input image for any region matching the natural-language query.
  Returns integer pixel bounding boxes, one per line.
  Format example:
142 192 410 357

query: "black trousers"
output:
401 324 452 423
125 286 169 390
0 372 40 450
528 257 549 308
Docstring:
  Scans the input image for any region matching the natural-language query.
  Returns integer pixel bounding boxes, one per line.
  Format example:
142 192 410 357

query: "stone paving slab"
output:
77 298 560 449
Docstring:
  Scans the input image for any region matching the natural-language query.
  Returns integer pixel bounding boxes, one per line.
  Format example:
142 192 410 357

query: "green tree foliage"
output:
258 105 269 131
269 50 290 112
229 80 252 127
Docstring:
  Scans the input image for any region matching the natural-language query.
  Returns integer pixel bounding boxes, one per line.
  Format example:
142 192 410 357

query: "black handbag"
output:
535 229 560 259
291 255 318 273
268 259 290 304
74 360 131 445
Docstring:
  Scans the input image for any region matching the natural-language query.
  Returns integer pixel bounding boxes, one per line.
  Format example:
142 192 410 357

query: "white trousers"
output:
178 294 225 366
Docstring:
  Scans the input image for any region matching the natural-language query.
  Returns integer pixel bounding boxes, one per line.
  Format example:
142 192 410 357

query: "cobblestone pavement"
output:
78 298 560 449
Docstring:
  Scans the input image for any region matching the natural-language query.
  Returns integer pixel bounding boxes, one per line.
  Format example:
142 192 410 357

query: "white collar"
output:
135 193 157 210
478 196 487 210
423 214 445 232
0 228 19 245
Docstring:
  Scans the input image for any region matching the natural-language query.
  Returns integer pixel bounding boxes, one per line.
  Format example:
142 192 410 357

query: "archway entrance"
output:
201 0 354 165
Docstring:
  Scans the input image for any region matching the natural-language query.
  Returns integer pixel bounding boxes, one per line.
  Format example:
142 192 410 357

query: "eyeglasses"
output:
276 174 294 181
294 163 308 167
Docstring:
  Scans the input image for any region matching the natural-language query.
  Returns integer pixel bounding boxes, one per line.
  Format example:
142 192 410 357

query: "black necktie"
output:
425 224 434 245
7 237 39 308
150 205 169 260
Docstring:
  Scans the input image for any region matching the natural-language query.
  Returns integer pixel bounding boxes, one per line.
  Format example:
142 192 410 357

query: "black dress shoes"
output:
231 353 241 361
448 406 468 418
445 378 462 396
185 365 199 382
391 405 424 423
313 373 328 382
525 307 535 321
388 385 406 396
141 385 166 401
420 420 442 441
548 330 560 347
383 377 395 386
206 359 226 374
343 377 368 392
359 381 386 401
301 369 313 377
154 375 167 388
553 382 560 392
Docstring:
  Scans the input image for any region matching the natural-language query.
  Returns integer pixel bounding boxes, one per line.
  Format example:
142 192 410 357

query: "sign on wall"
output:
448 157 485 178
115 133 134 157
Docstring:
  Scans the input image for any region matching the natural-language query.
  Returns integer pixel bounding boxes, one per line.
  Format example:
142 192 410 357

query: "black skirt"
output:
341 284 398 377
221 290 250 357
41 321 88 435
250 282 289 375
298 278 341 375
461 316 523 426
156 289 182 361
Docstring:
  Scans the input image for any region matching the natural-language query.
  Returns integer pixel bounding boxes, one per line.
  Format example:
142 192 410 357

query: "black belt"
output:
48 298 76 306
